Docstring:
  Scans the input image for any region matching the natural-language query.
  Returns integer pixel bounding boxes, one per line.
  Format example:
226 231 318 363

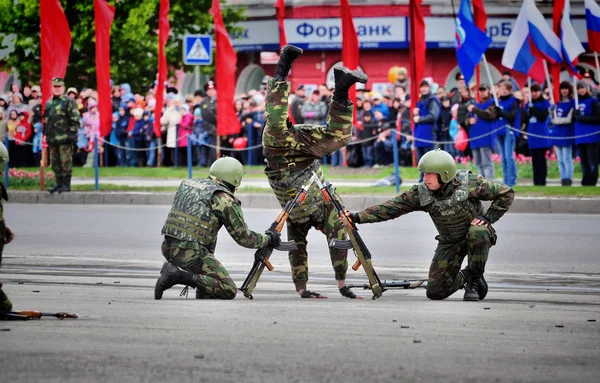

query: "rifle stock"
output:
239 175 316 299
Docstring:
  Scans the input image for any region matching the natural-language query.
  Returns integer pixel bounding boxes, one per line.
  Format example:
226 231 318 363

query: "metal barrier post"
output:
247 127 253 166
4 136 8 188
187 135 192 179
94 136 99 191
392 130 401 193
174 125 179 168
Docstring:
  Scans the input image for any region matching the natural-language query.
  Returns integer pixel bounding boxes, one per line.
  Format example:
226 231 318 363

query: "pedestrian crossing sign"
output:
183 35 212 65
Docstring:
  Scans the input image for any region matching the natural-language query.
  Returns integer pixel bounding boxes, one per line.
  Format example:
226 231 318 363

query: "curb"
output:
6 190 600 214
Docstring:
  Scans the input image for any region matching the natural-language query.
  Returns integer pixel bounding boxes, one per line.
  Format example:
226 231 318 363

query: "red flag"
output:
409 0 425 134
94 0 115 137
340 0 359 125
276 0 287 49
40 0 71 112
210 0 241 136
153 0 170 138
551 0 566 104
473 0 487 97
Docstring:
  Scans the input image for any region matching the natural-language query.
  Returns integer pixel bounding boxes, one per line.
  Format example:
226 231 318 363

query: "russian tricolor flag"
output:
561 0 585 78
585 0 600 53
502 0 562 84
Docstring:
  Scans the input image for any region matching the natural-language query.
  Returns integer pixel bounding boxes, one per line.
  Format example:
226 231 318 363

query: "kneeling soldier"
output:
154 157 280 300
343 149 514 301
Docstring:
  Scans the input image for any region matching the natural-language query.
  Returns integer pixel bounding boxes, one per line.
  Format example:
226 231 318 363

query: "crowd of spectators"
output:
1 65 599 186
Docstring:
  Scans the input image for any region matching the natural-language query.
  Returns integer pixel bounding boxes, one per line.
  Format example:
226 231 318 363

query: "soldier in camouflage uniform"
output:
344 149 514 301
44 77 81 194
263 45 368 299
0 142 15 312
154 157 281 300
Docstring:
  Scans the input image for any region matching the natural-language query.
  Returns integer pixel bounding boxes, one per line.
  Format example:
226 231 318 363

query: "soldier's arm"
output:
356 186 422 224
468 173 515 224
212 192 269 249
67 99 81 137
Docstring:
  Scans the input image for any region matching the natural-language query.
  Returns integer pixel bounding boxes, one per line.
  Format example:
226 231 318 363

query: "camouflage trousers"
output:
49 143 73 178
426 225 496 300
161 238 237 299
287 201 348 291
0 221 10 311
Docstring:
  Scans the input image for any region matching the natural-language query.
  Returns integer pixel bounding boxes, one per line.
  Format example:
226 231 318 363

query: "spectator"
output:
161 95 183 166
373 128 394 166
495 81 520 187
115 106 130 166
192 107 209 167
13 111 32 167
290 84 306 124
413 80 441 181
371 93 390 120
448 104 460 158
437 95 452 150
301 90 327 125
502 71 520 91
66 87 78 100
550 81 575 186
0 109 6 146
199 81 217 167
465 84 497 179
574 81 600 186
0 97 8 110
111 86 121 112
130 107 148 167
7 93 28 115
358 111 377 167
524 83 550 186
394 67 410 95
177 103 193 166
583 71 599 98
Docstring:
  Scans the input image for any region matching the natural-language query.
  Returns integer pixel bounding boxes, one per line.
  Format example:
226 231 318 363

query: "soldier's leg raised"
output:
274 45 303 82
426 240 469 300
332 66 368 106
48 145 62 193
57 143 74 193
463 225 496 301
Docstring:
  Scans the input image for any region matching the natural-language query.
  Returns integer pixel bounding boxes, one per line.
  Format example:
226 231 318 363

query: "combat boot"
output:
48 176 62 194
477 275 488 300
154 262 199 300
274 45 303 81
464 274 487 301
0 283 13 312
332 66 368 106
57 175 71 193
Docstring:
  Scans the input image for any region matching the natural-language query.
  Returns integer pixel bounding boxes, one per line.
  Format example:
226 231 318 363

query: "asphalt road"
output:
1 205 599 383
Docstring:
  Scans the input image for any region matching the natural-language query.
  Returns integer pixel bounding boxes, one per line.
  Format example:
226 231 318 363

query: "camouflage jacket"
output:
0 182 6 222
43 95 80 145
357 171 514 242
162 178 269 252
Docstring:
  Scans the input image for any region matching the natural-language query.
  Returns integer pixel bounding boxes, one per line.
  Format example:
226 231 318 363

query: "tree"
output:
0 0 245 93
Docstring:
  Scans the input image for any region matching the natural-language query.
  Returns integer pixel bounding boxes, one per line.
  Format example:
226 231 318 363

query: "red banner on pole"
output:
94 0 115 138
40 0 71 111
210 0 241 136
153 0 170 138
473 0 487 96
409 0 425 134
340 0 359 124
276 0 287 49
552 0 566 104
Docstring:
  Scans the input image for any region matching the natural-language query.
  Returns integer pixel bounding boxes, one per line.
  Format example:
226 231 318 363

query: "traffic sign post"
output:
183 35 213 65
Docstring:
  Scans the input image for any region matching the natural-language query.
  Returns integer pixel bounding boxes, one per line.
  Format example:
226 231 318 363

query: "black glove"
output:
347 211 360 224
266 229 281 248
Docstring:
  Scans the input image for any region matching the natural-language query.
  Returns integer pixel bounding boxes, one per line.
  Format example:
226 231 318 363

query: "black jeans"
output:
578 143 599 186
530 148 548 186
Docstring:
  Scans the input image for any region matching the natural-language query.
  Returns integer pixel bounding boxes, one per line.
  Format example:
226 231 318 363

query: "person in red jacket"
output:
13 111 32 167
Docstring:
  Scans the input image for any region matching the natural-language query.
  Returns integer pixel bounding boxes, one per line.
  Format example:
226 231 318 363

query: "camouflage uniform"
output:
161 178 269 299
0 182 11 311
44 94 80 180
263 79 353 290
356 170 514 300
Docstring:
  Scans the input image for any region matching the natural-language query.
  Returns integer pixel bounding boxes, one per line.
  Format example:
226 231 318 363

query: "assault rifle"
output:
1 310 79 320
347 279 427 291
313 173 384 300
239 175 316 299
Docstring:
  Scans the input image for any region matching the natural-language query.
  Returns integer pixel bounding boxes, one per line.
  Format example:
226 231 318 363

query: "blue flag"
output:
455 0 492 83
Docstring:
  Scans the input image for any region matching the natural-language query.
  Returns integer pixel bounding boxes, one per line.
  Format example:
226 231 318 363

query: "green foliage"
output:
0 0 245 92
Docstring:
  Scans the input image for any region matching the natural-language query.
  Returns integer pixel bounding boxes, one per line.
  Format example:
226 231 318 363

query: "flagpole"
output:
543 60 557 118
482 54 499 106
573 75 579 109
527 77 532 103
